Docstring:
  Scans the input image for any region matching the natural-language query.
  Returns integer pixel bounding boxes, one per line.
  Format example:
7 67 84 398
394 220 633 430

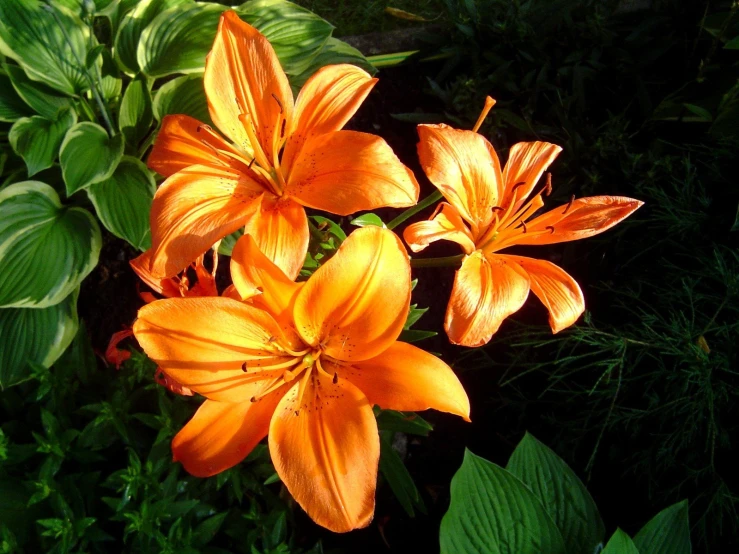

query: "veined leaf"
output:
217 228 244 256
0 288 79 389
602 529 640 554
87 157 156 251
290 36 376 88
9 108 77 176
0 0 92 95
114 0 192 74
0 72 32 122
137 2 226 78
0 182 101 308
633 500 691 554
379 432 425 517
506 433 605 554
3 64 76 120
350 213 385 228
118 76 153 147
237 0 334 76
60 122 125 195
440 449 566 554
152 74 212 125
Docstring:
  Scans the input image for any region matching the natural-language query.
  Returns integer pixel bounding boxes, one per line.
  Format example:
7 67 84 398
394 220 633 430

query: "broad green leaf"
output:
218 228 244 256
114 0 191 74
506 433 605 554
375 409 433 436
152 74 212 124
87 157 156 251
0 0 92 95
9 108 77 176
3 64 76 120
237 0 334 76
0 288 79 389
137 2 225 78
118 76 153 146
60 122 125 195
350 213 385 227
0 73 32 122
440 450 566 554
290 36 376 88
602 529 640 554
0 182 101 308
379 433 425 517
633 500 691 554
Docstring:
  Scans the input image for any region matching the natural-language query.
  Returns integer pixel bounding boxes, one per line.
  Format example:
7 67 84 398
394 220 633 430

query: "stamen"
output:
563 195 575 214
271 93 284 114
249 376 288 402
472 96 496 133
333 372 338 384
544 173 552 196
248 158 255 169
200 140 220 157
546 225 555 234
241 362 248 372
520 221 528 233
491 206 504 213
511 181 527 194
280 119 286 139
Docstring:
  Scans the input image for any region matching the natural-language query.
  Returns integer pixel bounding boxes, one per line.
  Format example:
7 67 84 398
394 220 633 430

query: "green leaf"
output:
118 76 153 147
9 108 77 176
398 329 437 343
217 228 244 256
0 0 92 95
3 64 76 120
152 74 212 125
87 157 156 251
376 409 433 436
379 433 425 517
633 500 691 554
682 103 712 122
350 213 385 228
0 288 79 389
114 0 191 74
237 0 334 76
290 36 376 88
85 44 107 69
0 72 33 122
192 512 228 547
506 433 605 554
137 2 225 78
440 450 566 554
723 35 739 49
60 122 125 195
0 182 101 308
602 529 640 554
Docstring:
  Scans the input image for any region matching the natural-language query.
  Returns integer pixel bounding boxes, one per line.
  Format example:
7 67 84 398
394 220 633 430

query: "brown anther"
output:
546 225 555 234
545 173 552 196
271 93 284 114
511 181 527 195
268 336 276 343
241 362 248 373
332 372 338 384
248 158 255 169
520 221 528 233
563 195 575 214
280 119 286 139
250 396 257 403
294 410 300 416
491 206 504 213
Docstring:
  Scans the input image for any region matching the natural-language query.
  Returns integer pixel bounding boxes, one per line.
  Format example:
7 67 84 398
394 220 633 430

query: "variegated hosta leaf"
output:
0 72 32 123
0 289 79 390
152 74 212 125
3 64 76 120
0 182 101 308
289 36 376 88
9 108 77 176
60 122 125 195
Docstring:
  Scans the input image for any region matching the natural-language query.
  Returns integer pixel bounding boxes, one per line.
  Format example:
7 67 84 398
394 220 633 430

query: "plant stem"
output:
410 254 464 268
387 190 442 230
307 218 326 243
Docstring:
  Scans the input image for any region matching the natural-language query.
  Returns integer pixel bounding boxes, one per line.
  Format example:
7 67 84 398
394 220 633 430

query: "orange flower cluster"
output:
124 10 642 534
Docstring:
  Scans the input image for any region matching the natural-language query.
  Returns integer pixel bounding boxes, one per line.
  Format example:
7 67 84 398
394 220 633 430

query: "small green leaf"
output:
506 433 605 554
60 122 125 195
633 500 691 554
682 103 712 122
0 72 32 122
192 513 228 547
86 44 107 68
9 108 77 176
218 228 244 256
0 288 79 389
723 35 739 49
440 450 566 554
379 433 425 517
87 157 156 251
3 64 76 120
602 529 640 554
376 410 433 436
398 329 437 343
152 74 212 125
404 304 429 330
350 213 385 228
0 182 101 308
310 215 346 242
118 76 153 147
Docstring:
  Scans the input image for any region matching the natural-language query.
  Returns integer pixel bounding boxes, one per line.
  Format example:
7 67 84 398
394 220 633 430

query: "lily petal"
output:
282 64 377 174
241 195 308 281
287 130 419 215
231 233 304 321
445 251 530 346
330 342 470 420
204 11 293 162
514 196 644 246
148 114 248 178
403 202 475 254
269 372 379 533
294 227 411 361
130 250 182 298
500 255 584 333
417 124 503 229
149 164 263 278
173 396 280 477
133 297 298 401
501 141 562 211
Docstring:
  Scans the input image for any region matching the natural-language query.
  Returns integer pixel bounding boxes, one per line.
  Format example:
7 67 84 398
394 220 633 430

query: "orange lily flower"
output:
130 249 220 303
404 97 643 347
132 227 470 532
147 11 419 281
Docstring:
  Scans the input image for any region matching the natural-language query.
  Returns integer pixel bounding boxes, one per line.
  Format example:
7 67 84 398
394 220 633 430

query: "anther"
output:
248 158 255 169
271 93 284 114
520 221 528 233
546 226 555 234
294 410 300 416
250 396 257 403
563 195 575 214
511 182 527 195
491 206 504 213
280 119 286 139
332 372 338 384
196 124 212 133
241 362 248 373
544 173 552 196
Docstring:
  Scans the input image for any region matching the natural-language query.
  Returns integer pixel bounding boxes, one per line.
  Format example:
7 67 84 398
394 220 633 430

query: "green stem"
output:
307 218 325 243
138 128 158 158
387 190 442 230
410 254 464 268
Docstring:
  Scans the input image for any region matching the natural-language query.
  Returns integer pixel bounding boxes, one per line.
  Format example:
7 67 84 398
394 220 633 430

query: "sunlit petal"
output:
403 202 475 254
501 141 562 211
